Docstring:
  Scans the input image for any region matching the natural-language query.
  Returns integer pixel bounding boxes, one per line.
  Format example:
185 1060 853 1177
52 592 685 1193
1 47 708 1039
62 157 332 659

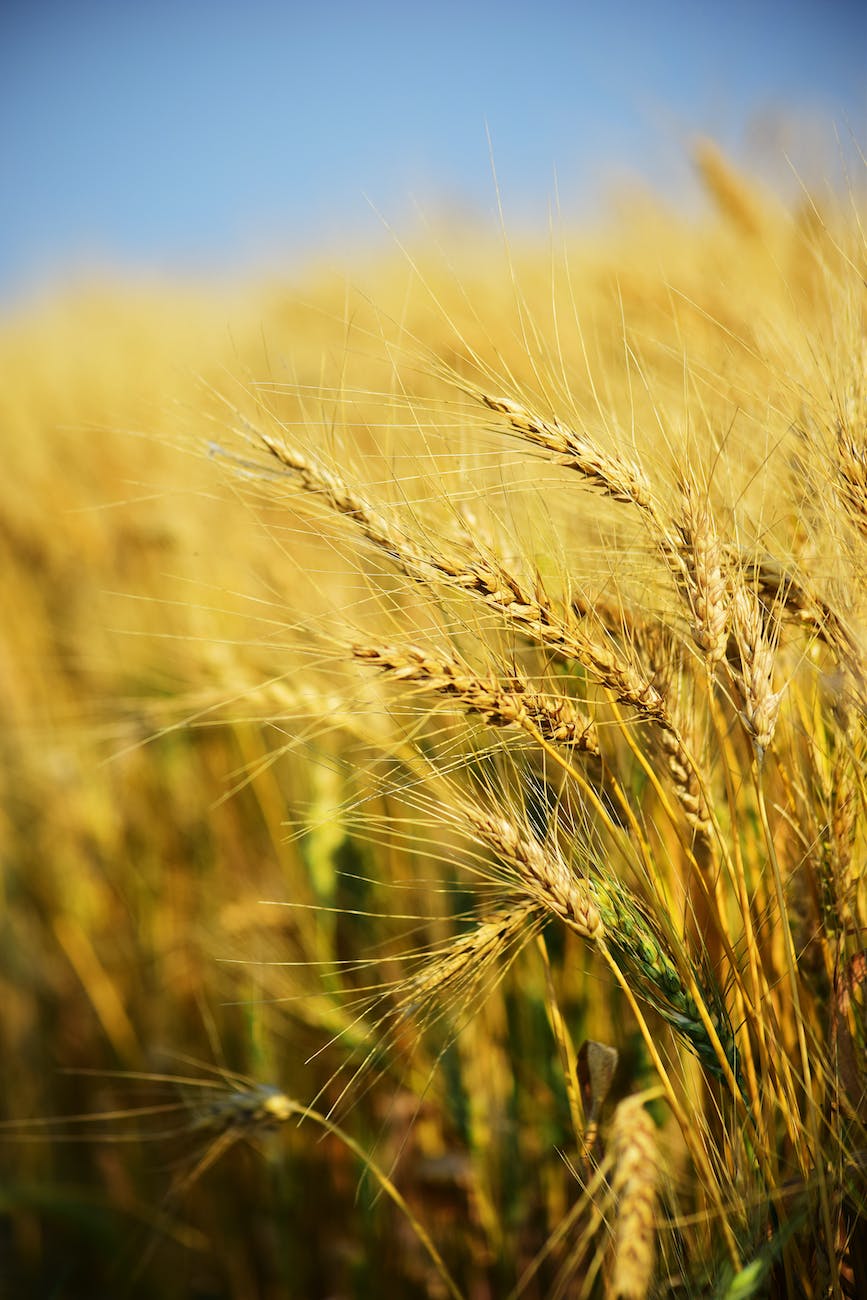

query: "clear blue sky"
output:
2 0 864 304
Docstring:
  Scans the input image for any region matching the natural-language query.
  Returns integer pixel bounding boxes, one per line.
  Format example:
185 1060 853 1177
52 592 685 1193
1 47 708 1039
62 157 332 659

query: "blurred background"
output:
2 0 865 306
0 3 864 1297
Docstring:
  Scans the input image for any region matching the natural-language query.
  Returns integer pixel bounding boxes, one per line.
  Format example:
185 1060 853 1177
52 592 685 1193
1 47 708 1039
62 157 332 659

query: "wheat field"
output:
0 145 864 1298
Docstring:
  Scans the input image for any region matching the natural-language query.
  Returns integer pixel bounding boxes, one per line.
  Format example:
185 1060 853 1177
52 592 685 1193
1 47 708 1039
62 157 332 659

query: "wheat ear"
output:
479 392 658 517
352 642 599 751
731 582 782 759
608 1095 660 1300
463 806 604 940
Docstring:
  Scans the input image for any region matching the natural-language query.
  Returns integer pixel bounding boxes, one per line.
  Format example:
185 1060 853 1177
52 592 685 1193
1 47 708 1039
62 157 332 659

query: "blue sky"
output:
2 0 864 304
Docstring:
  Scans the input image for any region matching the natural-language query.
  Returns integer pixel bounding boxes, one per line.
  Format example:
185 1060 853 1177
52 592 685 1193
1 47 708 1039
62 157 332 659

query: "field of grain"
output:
0 146 864 1299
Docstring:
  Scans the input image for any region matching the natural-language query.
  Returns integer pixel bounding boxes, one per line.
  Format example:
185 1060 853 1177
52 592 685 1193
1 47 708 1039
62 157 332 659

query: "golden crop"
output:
1 146 864 1298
